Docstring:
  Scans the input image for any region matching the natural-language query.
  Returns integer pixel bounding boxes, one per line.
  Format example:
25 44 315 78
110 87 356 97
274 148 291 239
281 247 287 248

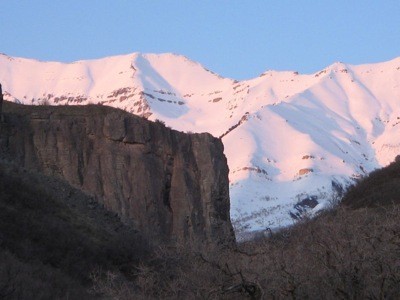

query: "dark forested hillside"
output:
342 157 400 208
0 160 148 299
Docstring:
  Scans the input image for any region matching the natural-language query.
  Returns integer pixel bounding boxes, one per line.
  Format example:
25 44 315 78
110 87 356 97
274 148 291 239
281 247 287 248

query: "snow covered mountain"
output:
1 52 400 239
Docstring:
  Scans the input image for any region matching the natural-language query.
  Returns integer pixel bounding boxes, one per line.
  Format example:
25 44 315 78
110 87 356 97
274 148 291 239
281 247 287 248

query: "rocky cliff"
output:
0 101 234 247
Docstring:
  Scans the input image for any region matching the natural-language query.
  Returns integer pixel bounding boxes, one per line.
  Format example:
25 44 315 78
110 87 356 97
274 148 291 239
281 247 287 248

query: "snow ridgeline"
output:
1 52 400 239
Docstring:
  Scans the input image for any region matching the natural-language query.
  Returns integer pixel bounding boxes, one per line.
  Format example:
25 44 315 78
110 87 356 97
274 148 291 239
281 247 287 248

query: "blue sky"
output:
1 1 400 79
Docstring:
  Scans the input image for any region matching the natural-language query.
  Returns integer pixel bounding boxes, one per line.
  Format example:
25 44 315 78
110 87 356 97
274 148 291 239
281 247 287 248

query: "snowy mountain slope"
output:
1 52 400 238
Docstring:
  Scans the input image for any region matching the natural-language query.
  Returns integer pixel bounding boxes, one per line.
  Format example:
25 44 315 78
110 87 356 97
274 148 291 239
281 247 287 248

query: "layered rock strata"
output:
0 102 234 247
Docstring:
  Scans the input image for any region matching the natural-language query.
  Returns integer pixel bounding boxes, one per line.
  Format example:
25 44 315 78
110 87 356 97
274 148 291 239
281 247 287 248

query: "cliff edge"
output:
0 101 234 247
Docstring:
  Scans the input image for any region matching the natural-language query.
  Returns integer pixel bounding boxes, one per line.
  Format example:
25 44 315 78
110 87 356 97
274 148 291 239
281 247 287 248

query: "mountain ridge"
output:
1 52 400 237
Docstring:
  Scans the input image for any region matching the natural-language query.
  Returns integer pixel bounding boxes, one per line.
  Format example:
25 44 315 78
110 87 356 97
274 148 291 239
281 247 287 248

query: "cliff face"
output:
0 102 234 247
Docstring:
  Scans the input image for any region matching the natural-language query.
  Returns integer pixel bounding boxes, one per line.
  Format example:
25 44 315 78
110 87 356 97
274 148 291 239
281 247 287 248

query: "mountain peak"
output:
1 53 400 237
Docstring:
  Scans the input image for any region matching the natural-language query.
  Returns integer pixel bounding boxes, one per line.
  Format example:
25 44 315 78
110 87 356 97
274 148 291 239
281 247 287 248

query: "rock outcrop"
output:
0 102 235 247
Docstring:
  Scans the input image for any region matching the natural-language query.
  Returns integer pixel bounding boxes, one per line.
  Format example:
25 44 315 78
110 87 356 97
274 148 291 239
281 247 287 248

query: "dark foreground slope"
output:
0 101 234 248
341 156 400 208
0 160 148 299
